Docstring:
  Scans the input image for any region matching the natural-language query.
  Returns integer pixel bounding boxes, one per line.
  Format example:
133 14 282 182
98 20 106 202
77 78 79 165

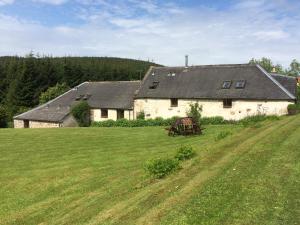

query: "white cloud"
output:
0 0 14 6
0 0 299 67
32 0 68 5
253 31 289 41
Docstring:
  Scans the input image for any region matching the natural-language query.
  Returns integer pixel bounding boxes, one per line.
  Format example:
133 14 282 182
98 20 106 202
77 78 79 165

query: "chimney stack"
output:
185 55 188 68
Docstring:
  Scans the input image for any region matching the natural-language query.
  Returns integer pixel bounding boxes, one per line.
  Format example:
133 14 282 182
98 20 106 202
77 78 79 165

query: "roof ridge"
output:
256 65 295 99
153 63 252 69
87 80 141 84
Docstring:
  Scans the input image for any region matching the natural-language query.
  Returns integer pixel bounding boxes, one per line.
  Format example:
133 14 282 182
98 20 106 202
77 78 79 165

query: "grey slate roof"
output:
136 64 296 101
270 73 297 97
14 81 141 123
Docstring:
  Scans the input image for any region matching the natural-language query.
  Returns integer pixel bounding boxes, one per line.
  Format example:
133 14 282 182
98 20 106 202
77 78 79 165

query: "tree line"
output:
249 57 300 76
0 54 158 125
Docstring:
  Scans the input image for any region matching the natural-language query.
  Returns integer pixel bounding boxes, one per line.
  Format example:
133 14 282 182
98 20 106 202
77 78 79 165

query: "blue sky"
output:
0 0 299 66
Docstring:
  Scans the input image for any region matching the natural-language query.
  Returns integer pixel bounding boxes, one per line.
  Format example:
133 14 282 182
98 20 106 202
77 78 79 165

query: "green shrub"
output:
201 116 228 125
288 104 300 110
215 131 232 141
136 111 145 120
71 101 90 127
175 146 195 161
91 116 180 127
187 102 202 125
297 86 300 103
238 115 279 127
144 158 179 179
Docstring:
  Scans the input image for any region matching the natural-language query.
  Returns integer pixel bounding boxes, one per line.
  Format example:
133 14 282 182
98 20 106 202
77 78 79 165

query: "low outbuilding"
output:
14 81 140 128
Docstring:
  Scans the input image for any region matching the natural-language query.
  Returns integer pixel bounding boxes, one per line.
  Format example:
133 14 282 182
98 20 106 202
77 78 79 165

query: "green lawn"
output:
0 115 299 225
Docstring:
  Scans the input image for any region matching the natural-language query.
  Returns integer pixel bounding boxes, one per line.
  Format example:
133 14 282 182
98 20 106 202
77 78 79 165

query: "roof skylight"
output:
235 80 246 89
222 81 232 89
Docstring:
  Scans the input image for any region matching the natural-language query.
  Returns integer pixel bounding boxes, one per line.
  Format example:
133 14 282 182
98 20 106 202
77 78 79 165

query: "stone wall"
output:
134 99 292 120
14 120 25 128
29 121 60 128
61 114 78 127
14 119 60 128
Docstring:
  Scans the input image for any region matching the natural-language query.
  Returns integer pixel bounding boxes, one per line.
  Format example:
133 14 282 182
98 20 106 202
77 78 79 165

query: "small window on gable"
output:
223 99 232 108
235 80 246 89
101 109 108 118
222 81 232 89
171 98 178 107
149 81 159 89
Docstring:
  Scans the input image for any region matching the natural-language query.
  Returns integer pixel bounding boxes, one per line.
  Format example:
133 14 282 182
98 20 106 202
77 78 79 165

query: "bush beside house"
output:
71 101 91 127
288 104 300 115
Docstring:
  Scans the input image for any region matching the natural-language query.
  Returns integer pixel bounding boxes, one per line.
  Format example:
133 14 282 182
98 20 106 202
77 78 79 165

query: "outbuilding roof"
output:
14 81 141 123
135 64 296 100
270 73 297 98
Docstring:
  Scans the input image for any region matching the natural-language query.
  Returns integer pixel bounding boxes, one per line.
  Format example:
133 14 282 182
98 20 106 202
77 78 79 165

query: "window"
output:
171 98 178 107
101 109 108 118
235 80 246 89
223 99 232 108
149 81 159 89
222 81 232 89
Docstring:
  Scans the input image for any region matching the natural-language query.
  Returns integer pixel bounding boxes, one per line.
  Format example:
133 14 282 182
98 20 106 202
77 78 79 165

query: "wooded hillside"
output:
0 55 159 121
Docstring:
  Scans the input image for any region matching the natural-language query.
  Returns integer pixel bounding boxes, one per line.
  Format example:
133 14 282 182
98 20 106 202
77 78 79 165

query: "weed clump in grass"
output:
175 146 195 161
215 131 232 141
144 158 179 179
144 146 196 179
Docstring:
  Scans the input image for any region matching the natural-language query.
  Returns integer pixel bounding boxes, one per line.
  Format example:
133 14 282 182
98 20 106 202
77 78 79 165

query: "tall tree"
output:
13 56 38 107
0 55 158 123
249 57 274 73
0 105 8 128
39 83 69 104
288 59 300 77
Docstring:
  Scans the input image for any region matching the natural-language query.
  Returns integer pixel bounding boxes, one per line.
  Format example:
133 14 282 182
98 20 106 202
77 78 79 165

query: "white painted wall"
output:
90 109 133 121
134 99 292 120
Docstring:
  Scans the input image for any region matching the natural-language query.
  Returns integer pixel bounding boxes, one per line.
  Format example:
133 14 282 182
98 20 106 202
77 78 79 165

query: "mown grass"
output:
0 115 299 225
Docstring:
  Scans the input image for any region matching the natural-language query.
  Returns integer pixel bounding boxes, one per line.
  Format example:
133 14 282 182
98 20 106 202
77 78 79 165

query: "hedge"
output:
91 117 179 127
91 115 281 128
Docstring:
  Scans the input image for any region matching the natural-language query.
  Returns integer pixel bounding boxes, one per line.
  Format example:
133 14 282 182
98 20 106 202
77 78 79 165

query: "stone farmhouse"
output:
14 63 297 128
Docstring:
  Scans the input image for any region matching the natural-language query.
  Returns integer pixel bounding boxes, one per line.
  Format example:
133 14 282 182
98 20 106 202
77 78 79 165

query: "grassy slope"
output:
0 115 299 225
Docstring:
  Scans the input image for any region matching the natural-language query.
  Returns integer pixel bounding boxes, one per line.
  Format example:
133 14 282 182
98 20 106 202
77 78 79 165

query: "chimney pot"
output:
185 55 189 68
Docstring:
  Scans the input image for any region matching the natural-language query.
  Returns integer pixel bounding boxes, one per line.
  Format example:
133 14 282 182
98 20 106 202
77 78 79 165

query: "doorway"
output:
117 110 124 120
24 120 29 128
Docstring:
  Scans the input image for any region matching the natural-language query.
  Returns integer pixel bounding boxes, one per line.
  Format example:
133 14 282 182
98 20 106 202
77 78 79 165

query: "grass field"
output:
0 115 299 225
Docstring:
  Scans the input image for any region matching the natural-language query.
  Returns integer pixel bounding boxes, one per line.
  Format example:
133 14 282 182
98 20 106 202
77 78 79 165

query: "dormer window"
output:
235 80 246 89
149 81 159 89
222 81 232 89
